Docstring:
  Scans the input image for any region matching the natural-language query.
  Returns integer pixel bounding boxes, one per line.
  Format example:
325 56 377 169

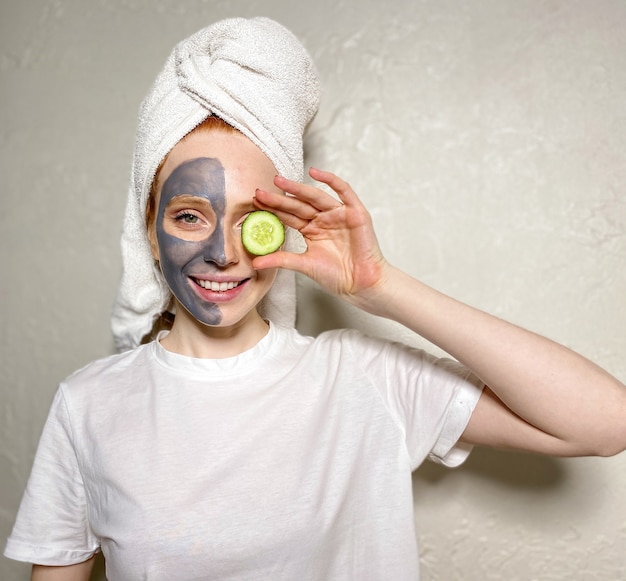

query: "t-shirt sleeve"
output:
3 386 99 565
358 333 484 470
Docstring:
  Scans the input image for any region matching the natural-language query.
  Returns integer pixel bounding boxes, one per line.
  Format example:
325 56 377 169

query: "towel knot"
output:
175 17 321 181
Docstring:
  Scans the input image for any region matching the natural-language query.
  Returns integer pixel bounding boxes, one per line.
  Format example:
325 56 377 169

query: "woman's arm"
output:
370 264 626 457
253 168 626 457
31 556 96 581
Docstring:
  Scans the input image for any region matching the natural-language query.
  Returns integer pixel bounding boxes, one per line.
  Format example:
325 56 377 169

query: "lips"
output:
193 278 243 292
189 277 252 303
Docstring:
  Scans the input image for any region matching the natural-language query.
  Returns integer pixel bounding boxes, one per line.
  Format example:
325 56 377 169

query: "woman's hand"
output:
252 168 390 310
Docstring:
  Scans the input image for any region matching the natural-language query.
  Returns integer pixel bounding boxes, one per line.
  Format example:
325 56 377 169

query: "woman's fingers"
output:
274 172 345 212
251 248 306 273
254 188 317 220
252 190 313 231
252 199 309 232
306 167 359 206
254 169 351 233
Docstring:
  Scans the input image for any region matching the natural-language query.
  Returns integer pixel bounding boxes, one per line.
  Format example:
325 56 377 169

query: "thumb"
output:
252 250 307 274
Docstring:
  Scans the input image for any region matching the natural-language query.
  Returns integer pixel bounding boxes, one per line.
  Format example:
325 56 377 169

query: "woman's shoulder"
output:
278 324 392 358
62 342 154 391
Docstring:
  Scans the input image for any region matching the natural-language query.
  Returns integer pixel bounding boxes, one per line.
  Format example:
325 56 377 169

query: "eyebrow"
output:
164 195 215 209
229 199 257 211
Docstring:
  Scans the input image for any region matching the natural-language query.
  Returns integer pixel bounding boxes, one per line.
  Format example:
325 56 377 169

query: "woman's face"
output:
149 129 282 330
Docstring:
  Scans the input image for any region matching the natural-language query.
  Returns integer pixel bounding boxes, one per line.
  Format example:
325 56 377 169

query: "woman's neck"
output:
158 308 270 359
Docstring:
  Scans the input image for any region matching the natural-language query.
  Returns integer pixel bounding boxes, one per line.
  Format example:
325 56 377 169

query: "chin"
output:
193 303 263 331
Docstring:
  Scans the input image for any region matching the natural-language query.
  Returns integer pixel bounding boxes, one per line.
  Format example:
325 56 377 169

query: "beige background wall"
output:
1 0 625 579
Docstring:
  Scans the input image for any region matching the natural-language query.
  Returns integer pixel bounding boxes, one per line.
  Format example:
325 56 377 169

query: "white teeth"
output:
196 279 241 291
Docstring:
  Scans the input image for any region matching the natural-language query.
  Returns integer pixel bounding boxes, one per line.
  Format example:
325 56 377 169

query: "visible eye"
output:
162 195 214 240
175 211 201 225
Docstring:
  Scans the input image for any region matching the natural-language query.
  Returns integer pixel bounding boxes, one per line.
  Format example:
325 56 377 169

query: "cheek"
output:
258 266 278 289
157 232 202 270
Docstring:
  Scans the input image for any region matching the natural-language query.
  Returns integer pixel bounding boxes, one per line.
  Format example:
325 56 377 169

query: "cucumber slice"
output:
241 211 285 256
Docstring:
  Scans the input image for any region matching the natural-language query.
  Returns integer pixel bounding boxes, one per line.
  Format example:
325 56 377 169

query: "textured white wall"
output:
1 1 625 579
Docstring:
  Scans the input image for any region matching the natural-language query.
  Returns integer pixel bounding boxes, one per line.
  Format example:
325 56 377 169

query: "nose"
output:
203 222 239 267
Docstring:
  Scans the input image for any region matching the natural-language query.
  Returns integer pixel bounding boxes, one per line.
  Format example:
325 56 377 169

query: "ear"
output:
145 180 160 261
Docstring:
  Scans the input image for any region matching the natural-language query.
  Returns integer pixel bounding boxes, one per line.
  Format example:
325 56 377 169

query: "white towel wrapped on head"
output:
111 17 321 352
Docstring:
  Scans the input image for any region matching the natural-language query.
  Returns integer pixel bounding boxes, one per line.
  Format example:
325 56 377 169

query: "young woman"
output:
5 17 625 581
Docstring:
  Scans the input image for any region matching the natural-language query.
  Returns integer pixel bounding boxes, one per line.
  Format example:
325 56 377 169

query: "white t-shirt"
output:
4 323 483 580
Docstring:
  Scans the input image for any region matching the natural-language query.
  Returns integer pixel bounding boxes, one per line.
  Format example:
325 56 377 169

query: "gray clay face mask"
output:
156 157 231 326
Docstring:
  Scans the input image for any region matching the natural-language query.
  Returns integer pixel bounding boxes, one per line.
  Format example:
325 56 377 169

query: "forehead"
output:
159 157 225 203
156 130 279 203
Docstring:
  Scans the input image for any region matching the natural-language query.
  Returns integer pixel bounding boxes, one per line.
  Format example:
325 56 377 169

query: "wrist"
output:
346 262 406 318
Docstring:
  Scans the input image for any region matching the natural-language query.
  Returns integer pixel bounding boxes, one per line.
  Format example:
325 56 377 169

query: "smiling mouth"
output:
192 278 246 292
